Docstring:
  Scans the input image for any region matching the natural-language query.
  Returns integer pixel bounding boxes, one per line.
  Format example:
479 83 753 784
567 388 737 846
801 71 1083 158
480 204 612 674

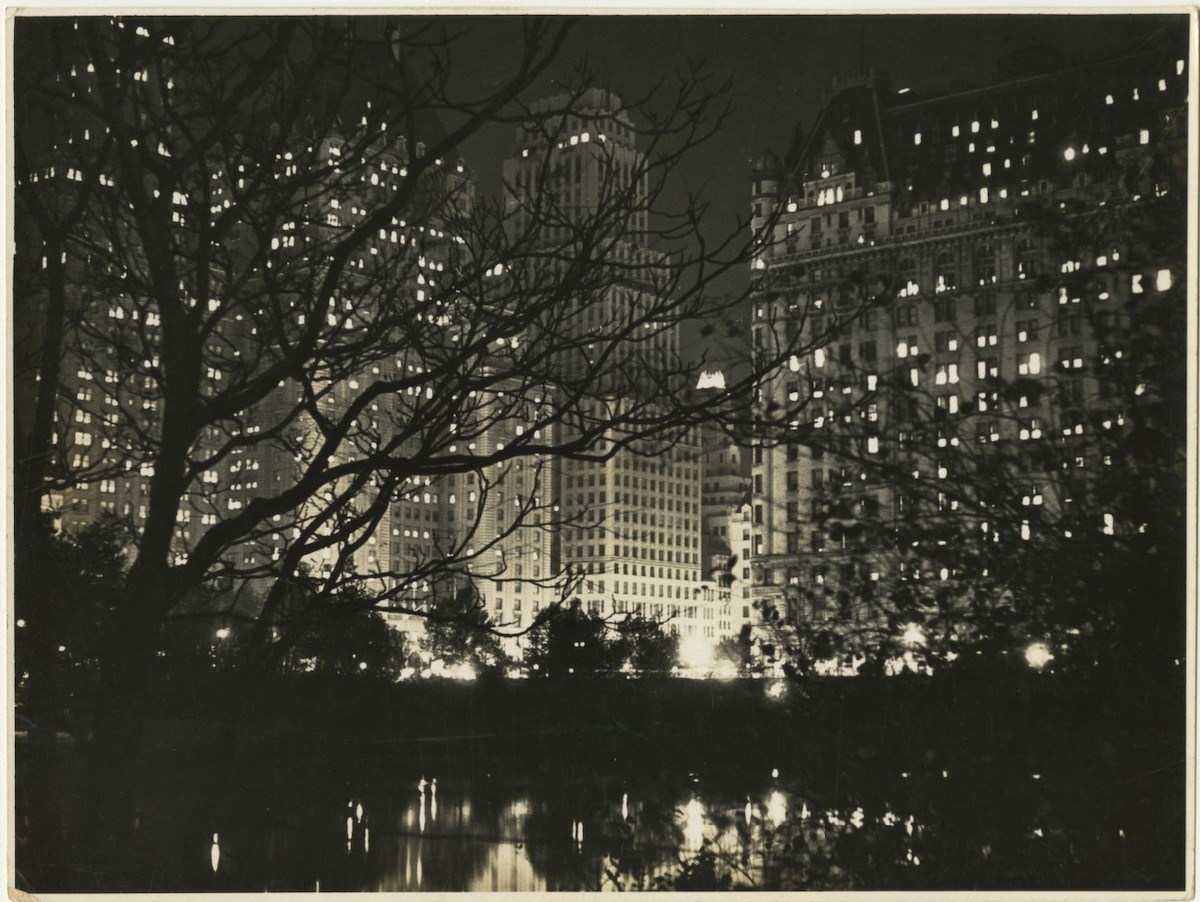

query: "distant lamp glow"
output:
679 635 714 671
765 680 787 699
713 662 738 681
684 797 704 850
455 663 477 681
901 624 926 647
1024 641 1053 670
215 628 230 640
767 790 787 826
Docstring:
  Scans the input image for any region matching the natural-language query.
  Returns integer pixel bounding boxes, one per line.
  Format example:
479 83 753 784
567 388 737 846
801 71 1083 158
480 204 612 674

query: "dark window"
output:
975 244 997 285
974 293 997 317
934 297 956 323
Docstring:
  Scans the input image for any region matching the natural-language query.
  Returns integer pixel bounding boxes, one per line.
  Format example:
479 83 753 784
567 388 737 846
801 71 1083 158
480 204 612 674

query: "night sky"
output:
435 12 1180 369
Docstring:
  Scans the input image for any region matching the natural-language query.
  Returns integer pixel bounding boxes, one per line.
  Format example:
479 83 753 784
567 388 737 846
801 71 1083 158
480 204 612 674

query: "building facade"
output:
747 44 1188 668
502 88 710 636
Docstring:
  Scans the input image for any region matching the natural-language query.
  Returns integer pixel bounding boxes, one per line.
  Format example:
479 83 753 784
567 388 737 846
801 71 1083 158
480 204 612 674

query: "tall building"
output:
18 18 556 644
747 42 1187 666
699 420 749 581
502 89 707 631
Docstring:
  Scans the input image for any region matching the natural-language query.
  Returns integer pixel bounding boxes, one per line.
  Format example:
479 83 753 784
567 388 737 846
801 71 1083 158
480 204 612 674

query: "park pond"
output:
13 673 1188 892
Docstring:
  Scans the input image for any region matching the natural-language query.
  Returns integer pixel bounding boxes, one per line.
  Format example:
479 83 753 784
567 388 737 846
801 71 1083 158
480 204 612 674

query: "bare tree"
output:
14 15 817 727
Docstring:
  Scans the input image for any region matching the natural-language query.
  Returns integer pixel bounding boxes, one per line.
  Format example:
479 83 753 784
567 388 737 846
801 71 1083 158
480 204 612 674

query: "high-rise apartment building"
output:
747 42 1187 664
502 89 707 631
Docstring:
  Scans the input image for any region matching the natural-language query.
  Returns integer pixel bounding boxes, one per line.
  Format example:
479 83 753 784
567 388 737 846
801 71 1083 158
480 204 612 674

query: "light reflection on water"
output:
239 777 926 892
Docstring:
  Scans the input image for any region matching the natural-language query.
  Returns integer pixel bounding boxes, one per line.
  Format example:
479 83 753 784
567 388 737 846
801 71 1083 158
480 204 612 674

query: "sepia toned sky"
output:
440 12 1183 365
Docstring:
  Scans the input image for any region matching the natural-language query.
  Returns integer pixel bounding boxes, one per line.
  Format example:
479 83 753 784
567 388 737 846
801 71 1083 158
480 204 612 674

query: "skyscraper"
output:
502 88 706 631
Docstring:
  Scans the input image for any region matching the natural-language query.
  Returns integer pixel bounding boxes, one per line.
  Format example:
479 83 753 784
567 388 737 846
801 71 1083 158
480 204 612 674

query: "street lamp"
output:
1024 641 1053 670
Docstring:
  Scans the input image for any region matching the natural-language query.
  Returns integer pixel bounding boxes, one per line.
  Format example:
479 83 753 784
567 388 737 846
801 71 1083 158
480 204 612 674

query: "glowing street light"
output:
1024 641 1054 670
678 635 714 672
766 790 787 826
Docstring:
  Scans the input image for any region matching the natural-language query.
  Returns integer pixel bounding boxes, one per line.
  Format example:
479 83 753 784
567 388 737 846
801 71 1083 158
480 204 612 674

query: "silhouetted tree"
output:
419 587 509 676
13 15 805 733
524 604 616 677
290 599 413 680
612 615 680 675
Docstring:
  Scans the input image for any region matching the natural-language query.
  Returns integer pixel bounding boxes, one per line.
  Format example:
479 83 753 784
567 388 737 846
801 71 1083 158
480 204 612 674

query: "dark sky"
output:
450 13 1176 244
434 13 1181 371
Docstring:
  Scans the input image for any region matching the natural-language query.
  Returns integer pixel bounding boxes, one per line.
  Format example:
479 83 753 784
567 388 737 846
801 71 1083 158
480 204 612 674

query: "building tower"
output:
501 88 707 637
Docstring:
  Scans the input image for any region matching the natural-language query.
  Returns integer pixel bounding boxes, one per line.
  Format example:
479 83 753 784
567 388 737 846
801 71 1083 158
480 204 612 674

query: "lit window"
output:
1156 269 1172 291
